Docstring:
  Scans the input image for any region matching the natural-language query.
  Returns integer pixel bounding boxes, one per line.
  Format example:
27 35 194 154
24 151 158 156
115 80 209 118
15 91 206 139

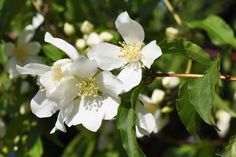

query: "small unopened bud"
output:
81 20 94 34
76 38 86 49
86 32 102 46
161 106 173 113
151 89 165 105
63 22 75 36
165 27 179 40
162 76 180 89
100 31 113 42
216 110 231 137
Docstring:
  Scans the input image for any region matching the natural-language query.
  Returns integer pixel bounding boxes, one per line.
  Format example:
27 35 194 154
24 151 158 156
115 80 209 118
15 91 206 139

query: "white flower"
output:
100 31 113 42
165 27 179 40
63 22 75 36
0 118 6 138
139 89 165 106
216 110 231 137
80 20 94 34
17 32 80 132
86 32 102 47
88 11 162 92
76 38 86 49
162 75 180 89
5 30 42 78
135 101 156 138
25 13 44 31
49 56 124 133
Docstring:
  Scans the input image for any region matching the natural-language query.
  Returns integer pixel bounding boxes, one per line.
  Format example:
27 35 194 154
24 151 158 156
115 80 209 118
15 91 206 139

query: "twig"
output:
154 73 236 81
163 0 182 25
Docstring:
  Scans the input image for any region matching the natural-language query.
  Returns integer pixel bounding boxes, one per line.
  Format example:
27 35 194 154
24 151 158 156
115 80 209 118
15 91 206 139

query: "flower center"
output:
16 45 28 62
76 77 99 98
118 41 141 63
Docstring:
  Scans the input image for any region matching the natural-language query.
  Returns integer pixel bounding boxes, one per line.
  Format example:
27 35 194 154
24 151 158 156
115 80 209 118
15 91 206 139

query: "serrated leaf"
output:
186 15 236 48
176 80 200 134
159 39 211 66
42 44 65 61
188 57 221 126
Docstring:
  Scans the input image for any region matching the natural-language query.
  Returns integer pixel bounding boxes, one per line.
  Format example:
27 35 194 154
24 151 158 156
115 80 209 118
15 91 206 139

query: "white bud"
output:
0 119 6 138
165 27 179 40
162 76 180 89
76 38 86 49
151 89 165 104
100 31 113 42
81 20 94 34
63 22 75 36
86 32 102 47
216 110 231 137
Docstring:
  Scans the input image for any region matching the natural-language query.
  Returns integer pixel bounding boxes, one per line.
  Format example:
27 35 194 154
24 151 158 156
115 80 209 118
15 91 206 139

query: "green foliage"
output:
42 44 65 61
159 39 211 66
28 137 43 157
187 15 236 48
222 135 236 157
176 80 200 134
188 57 221 126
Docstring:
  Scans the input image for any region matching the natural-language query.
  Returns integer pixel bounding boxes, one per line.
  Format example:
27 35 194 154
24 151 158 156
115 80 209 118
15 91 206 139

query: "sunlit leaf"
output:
42 44 65 61
28 137 43 157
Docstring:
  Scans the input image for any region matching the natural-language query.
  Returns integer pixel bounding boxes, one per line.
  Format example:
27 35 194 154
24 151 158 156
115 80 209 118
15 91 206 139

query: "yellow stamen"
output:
118 41 141 63
39 86 45 92
76 77 99 98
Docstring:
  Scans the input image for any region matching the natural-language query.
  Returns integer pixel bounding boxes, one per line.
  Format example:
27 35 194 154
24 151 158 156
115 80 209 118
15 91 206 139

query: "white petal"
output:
153 110 169 133
4 42 15 57
44 32 80 60
25 56 43 64
26 42 41 55
96 71 124 96
115 11 144 44
136 101 156 135
70 56 98 78
162 77 180 89
102 95 120 120
39 71 56 95
49 77 78 105
50 111 66 134
6 58 19 79
16 63 51 76
32 13 44 29
138 94 153 105
117 62 142 92
17 30 35 45
140 40 162 69
69 97 105 132
30 91 58 118
87 42 126 71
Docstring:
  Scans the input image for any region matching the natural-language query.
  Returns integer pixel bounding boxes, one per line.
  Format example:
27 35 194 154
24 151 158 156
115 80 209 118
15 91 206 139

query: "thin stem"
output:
185 59 192 74
154 73 236 81
163 0 182 25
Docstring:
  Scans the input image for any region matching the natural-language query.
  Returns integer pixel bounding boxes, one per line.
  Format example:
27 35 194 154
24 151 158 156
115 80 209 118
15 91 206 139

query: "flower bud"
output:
151 89 165 105
100 31 113 42
162 76 180 89
81 20 94 34
165 27 179 40
86 32 102 46
63 22 75 36
216 110 231 137
76 38 86 49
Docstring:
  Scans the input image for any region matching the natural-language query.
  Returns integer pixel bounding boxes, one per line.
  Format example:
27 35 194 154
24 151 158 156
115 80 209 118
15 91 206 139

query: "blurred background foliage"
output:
1 0 236 157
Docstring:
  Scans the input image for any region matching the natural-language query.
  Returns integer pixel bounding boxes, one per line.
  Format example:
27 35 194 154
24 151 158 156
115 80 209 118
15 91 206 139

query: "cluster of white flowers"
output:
16 12 162 136
4 14 44 78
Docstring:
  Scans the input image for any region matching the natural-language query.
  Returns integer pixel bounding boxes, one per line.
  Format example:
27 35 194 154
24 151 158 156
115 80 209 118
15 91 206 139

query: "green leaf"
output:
0 0 26 38
176 80 200 134
116 84 146 157
222 135 236 157
186 15 236 48
159 39 211 66
188 56 221 126
42 44 65 61
28 137 43 157
0 44 7 64
215 94 236 117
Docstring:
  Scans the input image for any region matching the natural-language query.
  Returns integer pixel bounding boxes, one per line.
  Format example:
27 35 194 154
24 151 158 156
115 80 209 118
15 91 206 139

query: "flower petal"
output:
102 95 120 120
117 62 142 92
96 71 124 96
136 101 156 136
6 58 19 78
70 56 98 78
50 111 66 134
26 42 41 55
87 42 126 71
4 42 15 57
44 32 80 60
16 63 51 76
39 71 56 95
17 30 35 45
30 90 58 118
115 11 144 44
140 40 162 69
69 97 105 132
